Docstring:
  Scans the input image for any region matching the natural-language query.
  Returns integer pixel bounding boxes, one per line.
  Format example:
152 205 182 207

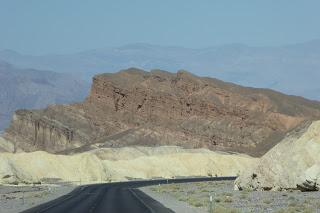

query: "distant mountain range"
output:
0 60 88 130
1 40 320 101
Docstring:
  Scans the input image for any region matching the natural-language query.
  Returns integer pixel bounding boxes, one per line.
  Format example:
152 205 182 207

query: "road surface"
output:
23 176 236 213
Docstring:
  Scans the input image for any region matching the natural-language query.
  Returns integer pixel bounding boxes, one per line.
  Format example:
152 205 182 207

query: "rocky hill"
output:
4 68 320 156
0 60 89 130
235 120 320 191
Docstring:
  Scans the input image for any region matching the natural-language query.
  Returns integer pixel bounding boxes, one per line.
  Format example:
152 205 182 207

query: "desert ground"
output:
142 180 320 213
3 180 320 213
0 183 75 213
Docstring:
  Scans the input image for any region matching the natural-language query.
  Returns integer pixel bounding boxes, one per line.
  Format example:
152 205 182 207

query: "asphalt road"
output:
22 176 236 213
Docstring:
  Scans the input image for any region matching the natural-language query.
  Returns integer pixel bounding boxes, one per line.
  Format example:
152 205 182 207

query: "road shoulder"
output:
140 187 206 213
0 184 75 213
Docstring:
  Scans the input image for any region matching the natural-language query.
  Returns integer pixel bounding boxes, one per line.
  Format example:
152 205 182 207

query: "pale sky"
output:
0 0 320 54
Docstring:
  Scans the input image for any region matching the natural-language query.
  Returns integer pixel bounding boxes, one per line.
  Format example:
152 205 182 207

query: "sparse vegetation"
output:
222 192 233 197
263 199 273 204
212 206 241 213
223 196 233 203
9 181 19 185
239 191 248 199
188 198 204 207
276 207 315 213
146 180 320 213
214 198 221 203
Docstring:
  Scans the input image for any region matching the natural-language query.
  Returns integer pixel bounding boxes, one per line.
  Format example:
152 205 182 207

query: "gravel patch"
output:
140 187 206 213
0 184 75 213
143 180 320 213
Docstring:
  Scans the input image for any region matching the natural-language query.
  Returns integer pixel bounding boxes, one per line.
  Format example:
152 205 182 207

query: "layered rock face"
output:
235 120 320 191
4 68 320 156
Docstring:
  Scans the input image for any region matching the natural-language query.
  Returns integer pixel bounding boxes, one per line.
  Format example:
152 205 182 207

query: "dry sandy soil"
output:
143 180 320 213
0 184 75 213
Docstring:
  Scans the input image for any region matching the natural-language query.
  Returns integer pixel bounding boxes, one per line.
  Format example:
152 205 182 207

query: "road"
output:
23 176 236 213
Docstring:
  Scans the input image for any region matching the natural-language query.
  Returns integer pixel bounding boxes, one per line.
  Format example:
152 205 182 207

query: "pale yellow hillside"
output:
0 146 256 184
235 120 320 191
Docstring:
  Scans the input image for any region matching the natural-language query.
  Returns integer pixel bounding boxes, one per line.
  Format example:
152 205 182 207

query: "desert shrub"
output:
190 200 204 207
33 181 41 185
263 199 273 204
239 193 248 199
201 188 209 193
222 192 233 197
213 206 241 213
186 197 204 207
223 196 233 203
187 190 196 195
9 181 19 185
214 197 221 203
178 196 187 202
288 202 298 207
276 207 315 213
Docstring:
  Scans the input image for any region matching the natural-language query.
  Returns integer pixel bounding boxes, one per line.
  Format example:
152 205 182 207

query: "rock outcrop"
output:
235 120 320 191
4 68 320 156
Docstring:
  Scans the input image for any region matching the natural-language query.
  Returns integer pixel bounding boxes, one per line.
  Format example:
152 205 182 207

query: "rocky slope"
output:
0 60 89 131
235 120 320 191
4 68 320 156
0 146 256 184
0 136 14 153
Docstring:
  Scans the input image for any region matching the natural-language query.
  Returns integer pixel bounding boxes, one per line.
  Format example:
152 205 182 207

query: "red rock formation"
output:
4 68 320 156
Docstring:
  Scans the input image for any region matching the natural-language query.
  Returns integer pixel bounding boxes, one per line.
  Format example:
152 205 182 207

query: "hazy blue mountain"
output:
1 40 320 100
0 60 89 130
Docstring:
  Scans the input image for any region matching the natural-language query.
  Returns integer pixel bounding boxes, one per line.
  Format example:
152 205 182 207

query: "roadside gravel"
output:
0 184 75 213
140 187 206 213
142 180 320 213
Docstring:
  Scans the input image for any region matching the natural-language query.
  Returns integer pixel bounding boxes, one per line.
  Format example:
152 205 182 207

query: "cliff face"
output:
5 109 81 152
4 68 320 156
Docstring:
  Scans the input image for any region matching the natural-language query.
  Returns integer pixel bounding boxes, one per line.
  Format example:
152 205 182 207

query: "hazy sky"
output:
1 0 320 54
